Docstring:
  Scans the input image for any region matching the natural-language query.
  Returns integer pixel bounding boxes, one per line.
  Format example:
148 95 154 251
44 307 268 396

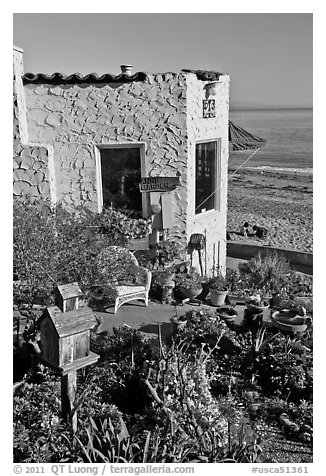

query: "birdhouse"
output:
39 304 99 374
55 282 83 312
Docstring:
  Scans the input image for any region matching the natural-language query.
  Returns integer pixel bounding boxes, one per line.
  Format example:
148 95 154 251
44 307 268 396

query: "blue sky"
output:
13 13 312 108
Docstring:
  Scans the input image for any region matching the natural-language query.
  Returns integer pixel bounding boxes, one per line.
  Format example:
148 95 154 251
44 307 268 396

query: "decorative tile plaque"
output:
203 98 216 118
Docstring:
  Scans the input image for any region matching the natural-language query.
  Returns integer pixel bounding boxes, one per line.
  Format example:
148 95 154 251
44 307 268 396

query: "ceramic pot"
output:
245 301 269 314
271 310 310 333
216 306 238 323
209 289 227 306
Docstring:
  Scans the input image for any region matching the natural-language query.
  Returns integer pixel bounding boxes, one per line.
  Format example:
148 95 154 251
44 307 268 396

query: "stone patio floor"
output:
94 297 272 340
94 256 272 338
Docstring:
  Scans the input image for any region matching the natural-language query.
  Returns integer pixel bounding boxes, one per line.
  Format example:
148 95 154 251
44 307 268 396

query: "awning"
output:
229 121 266 151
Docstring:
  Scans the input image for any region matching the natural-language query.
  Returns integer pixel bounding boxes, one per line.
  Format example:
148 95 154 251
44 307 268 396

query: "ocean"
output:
229 108 313 173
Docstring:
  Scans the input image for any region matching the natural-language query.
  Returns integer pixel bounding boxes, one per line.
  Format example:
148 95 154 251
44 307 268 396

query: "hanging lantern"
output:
204 82 219 98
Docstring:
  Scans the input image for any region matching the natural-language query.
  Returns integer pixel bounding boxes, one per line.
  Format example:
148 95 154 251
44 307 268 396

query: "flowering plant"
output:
208 273 228 291
175 268 203 289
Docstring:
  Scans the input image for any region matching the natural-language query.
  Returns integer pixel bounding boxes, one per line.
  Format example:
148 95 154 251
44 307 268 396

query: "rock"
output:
13 169 28 181
38 181 50 195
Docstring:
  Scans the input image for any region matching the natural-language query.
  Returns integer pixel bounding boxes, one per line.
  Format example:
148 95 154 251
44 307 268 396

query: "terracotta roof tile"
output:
22 69 225 85
22 72 148 85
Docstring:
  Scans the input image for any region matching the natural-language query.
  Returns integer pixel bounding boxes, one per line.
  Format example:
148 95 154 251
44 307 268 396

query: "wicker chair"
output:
96 246 152 314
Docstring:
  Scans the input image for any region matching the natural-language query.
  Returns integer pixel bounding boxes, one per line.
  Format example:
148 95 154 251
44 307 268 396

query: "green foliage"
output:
89 328 159 414
13 320 313 463
254 332 313 402
154 239 184 269
175 268 203 289
13 201 151 309
90 327 159 370
13 366 77 462
238 252 291 293
208 273 228 291
173 308 228 349
95 207 151 240
282 271 313 297
73 416 139 463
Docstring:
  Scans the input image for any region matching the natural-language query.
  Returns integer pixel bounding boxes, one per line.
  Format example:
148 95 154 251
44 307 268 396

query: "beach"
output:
227 167 313 253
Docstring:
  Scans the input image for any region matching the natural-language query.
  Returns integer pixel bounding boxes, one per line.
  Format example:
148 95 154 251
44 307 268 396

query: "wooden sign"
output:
203 99 216 118
139 176 180 192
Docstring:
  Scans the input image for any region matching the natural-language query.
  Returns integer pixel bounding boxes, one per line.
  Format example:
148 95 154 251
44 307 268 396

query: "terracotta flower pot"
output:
209 289 227 306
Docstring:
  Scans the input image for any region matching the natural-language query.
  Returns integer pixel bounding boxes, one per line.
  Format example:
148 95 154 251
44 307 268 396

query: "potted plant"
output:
208 273 228 306
215 306 238 324
150 267 176 303
175 269 203 300
154 267 176 286
245 294 270 314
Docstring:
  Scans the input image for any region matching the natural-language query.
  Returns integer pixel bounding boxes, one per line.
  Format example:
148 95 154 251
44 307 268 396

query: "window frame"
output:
194 138 221 216
95 143 149 216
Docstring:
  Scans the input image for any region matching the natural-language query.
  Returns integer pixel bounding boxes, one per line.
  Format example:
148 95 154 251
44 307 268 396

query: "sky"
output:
13 12 313 108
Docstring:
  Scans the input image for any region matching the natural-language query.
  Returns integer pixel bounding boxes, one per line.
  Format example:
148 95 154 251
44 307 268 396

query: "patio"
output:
94 298 272 339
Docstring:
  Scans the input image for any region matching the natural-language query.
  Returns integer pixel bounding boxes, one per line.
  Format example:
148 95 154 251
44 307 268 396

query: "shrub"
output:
13 201 151 309
89 328 160 414
172 308 228 349
253 331 313 402
90 327 159 369
225 269 248 293
13 366 76 462
154 239 184 269
238 252 290 293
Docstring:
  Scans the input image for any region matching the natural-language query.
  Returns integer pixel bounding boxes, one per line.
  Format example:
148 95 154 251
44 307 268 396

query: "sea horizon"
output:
230 103 312 111
229 107 313 171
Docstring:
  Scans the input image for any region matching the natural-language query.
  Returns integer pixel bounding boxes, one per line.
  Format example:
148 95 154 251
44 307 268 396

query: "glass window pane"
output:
100 148 142 216
195 141 217 213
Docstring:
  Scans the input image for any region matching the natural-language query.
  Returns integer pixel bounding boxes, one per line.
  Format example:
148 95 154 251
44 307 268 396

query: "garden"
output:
13 201 313 463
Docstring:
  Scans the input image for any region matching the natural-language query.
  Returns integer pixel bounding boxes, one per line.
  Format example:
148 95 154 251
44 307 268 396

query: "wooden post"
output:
198 249 204 276
61 370 77 432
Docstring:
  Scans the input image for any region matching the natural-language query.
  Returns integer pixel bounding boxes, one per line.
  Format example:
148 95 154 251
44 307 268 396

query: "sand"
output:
227 167 313 253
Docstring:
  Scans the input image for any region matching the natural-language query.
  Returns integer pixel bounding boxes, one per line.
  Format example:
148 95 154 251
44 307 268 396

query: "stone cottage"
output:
13 46 230 274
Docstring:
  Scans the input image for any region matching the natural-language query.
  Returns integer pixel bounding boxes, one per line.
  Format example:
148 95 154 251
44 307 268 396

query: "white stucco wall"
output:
13 47 230 272
185 73 230 275
23 74 189 242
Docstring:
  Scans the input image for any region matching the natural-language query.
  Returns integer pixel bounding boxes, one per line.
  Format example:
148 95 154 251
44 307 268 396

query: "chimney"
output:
120 65 133 76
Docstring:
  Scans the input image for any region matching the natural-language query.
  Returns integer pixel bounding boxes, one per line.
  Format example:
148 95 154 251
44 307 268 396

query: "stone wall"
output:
13 47 52 203
24 74 189 235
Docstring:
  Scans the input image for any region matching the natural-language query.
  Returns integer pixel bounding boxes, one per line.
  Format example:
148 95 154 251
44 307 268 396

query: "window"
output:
99 146 144 217
195 140 220 214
